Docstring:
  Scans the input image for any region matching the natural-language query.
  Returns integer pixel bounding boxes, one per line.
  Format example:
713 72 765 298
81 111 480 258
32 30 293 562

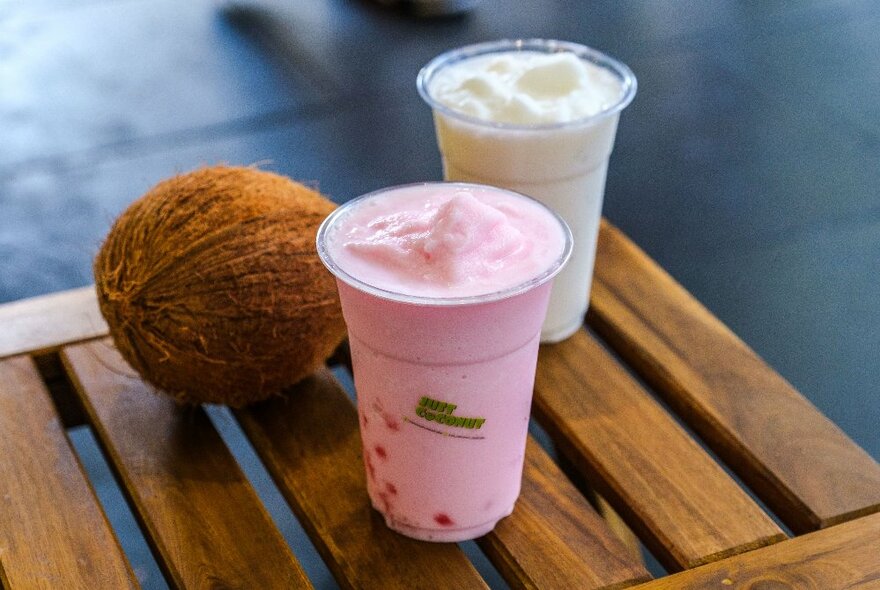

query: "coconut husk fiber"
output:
94 165 347 407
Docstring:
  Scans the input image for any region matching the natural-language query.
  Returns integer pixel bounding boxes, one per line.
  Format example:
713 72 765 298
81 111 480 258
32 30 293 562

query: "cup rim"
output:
316 182 573 307
417 38 637 131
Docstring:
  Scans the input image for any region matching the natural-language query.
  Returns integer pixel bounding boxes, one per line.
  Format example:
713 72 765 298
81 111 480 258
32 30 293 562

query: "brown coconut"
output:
94 165 346 407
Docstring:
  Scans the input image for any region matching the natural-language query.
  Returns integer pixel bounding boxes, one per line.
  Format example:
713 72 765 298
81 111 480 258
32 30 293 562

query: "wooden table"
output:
1 220 878 589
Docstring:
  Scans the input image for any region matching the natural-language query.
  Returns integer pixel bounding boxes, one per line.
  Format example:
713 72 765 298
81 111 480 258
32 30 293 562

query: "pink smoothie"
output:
317 182 571 542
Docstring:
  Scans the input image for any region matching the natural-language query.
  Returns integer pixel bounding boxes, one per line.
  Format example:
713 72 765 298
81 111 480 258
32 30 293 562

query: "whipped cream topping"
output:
428 51 623 125
327 184 567 298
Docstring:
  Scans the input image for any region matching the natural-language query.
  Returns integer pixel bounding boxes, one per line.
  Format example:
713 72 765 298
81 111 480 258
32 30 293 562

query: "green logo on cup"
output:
416 396 486 429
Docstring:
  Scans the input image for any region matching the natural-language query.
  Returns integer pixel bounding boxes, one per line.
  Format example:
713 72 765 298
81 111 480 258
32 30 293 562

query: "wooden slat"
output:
633 511 880 589
235 368 488 590
0 286 107 359
534 330 786 571
0 356 137 589
479 438 651 590
61 340 312 590
590 220 880 533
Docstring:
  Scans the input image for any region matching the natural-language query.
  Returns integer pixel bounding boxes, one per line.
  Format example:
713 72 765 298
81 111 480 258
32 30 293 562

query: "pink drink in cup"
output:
316 182 571 542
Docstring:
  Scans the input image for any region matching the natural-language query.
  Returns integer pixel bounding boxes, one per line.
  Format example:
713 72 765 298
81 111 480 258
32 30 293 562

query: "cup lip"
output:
417 38 637 131
316 181 573 307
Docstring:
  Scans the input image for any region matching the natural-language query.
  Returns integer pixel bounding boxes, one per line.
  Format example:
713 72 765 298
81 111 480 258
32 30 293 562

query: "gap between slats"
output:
66 425 169 589
587 220 880 535
532 329 787 572
630 512 880 589
24 350 172 589
577 325 796 537
0 356 138 589
61 340 313 589
541 329 799 576
29 346 341 589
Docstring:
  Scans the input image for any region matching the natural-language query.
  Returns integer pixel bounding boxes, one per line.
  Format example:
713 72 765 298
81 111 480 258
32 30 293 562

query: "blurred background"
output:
1 1 878 587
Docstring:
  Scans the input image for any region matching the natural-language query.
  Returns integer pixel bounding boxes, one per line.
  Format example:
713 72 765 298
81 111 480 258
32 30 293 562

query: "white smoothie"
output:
419 40 636 342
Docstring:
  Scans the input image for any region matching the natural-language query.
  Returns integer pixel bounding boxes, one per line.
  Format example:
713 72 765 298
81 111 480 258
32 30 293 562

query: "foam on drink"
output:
428 51 623 125
327 184 566 298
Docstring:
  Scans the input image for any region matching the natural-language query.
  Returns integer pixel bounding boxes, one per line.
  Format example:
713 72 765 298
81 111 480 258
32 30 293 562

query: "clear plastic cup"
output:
316 182 572 542
418 39 636 342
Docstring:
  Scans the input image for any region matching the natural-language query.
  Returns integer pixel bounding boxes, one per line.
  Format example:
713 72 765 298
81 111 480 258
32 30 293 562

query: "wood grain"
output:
633 511 880 589
0 286 107 360
534 330 786 571
235 368 488 590
590 220 880 533
62 339 312 590
0 356 137 589
479 438 651 590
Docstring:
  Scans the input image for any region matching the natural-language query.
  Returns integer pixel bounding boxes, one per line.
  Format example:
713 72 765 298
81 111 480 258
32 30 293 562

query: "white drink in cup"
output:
418 39 636 342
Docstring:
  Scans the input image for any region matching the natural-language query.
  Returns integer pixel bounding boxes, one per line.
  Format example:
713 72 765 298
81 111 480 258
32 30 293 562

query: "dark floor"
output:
1 1 878 588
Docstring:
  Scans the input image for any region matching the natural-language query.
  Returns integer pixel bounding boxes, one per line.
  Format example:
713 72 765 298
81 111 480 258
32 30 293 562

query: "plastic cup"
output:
316 182 572 542
418 39 636 342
